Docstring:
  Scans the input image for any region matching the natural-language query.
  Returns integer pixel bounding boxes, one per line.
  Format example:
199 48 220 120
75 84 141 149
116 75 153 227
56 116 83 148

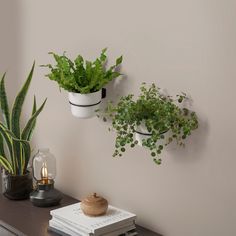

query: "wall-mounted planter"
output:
135 124 152 146
102 83 199 164
42 49 123 119
68 88 106 118
135 124 169 146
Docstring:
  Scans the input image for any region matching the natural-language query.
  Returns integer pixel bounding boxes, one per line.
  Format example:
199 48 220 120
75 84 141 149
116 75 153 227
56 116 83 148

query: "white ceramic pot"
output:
135 124 152 146
68 90 102 118
135 123 169 146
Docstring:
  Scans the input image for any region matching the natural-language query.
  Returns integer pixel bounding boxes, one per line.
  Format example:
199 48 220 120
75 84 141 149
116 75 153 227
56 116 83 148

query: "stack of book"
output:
48 202 137 236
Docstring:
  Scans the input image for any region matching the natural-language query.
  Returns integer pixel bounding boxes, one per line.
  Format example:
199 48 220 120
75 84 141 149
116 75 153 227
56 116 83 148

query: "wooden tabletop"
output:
0 193 161 236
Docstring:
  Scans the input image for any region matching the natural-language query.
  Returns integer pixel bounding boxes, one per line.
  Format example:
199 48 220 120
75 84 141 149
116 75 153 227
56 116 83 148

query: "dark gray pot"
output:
1 170 33 200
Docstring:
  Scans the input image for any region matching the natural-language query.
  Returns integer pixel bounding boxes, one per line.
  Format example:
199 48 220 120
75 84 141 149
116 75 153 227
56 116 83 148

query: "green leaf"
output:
100 48 107 62
0 134 5 157
27 95 37 140
42 49 123 93
111 71 121 79
116 56 123 66
18 139 31 174
0 73 10 129
3 128 20 174
0 123 13 163
101 83 199 165
11 62 34 173
101 48 107 54
11 62 35 138
21 98 47 141
0 155 13 174
5 129 31 175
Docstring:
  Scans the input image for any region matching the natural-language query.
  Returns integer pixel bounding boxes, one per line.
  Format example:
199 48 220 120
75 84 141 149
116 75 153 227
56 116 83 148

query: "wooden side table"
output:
0 194 161 236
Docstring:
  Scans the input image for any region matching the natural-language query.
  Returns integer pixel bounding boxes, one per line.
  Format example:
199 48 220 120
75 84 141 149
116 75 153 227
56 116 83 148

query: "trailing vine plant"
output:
101 83 198 165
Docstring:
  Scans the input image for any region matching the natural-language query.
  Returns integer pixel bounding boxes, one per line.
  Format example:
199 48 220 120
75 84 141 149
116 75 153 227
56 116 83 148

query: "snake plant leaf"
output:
21 98 47 141
16 138 30 174
0 123 13 160
0 73 10 157
0 135 5 157
27 95 37 141
11 62 35 138
5 129 31 175
11 62 35 172
0 73 10 129
18 138 31 174
0 123 16 174
0 63 46 175
0 155 13 174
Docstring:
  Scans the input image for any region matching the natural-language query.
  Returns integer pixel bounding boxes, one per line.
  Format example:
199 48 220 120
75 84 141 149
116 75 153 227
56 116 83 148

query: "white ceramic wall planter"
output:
68 89 106 118
135 124 152 146
135 123 169 146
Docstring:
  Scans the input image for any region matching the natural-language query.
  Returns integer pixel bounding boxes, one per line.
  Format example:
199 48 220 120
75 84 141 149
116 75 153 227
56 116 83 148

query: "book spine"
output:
94 217 136 235
52 216 136 236
52 213 92 233
49 221 81 236
48 226 71 236
51 218 93 236
101 224 136 236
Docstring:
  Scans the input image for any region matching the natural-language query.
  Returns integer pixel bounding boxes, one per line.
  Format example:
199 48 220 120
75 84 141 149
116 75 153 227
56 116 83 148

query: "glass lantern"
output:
30 148 62 207
32 148 56 184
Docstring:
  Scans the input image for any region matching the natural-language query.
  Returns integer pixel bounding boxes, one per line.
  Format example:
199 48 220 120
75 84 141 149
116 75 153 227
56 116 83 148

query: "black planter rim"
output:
135 129 169 136
68 87 106 95
3 170 31 178
69 100 101 107
69 89 100 95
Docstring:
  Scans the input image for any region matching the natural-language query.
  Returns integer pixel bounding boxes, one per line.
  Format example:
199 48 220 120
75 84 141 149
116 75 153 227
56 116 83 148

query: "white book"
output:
101 225 137 236
51 217 136 236
50 203 136 235
48 226 71 236
49 220 137 236
49 219 84 236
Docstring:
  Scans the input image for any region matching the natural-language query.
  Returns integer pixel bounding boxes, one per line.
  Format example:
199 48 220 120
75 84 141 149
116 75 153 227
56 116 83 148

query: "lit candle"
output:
41 162 49 184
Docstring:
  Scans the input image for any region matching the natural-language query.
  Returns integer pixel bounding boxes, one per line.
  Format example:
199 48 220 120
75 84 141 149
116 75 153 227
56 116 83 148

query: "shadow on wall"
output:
101 66 129 107
0 0 21 98
167 113 208 164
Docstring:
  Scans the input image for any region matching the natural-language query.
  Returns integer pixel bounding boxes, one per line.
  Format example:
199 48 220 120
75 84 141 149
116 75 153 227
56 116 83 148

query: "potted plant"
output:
102 83 198 165
42 48 123 118
0 63 47 200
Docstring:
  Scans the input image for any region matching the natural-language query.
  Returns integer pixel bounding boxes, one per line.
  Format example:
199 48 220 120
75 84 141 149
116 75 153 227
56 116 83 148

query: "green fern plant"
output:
41 48 123 94
0 63 47 175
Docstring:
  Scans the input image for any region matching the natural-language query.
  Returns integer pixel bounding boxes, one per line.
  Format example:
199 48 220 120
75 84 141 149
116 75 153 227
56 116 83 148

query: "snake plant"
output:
0 63 47 175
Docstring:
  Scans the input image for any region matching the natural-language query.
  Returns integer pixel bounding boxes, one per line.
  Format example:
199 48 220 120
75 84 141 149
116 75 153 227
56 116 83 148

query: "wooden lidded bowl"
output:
81 193 108 216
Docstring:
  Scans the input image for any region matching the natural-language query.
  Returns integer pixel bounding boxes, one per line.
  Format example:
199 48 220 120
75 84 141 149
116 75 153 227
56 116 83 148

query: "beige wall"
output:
0 0 21 98
2 0 236 235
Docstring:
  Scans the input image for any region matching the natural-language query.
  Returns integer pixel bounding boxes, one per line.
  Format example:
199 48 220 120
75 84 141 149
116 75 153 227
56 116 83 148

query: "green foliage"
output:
0 63 47 175
102 83 199 165
42 48 123 94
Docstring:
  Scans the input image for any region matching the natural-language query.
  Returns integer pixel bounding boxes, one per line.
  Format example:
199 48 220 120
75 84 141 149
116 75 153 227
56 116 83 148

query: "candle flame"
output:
41 162 48 184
